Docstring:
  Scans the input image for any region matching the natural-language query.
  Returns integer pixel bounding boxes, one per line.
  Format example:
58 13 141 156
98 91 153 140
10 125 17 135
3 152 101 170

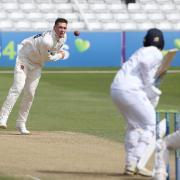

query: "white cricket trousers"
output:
0 56 41 125
111 88 156 167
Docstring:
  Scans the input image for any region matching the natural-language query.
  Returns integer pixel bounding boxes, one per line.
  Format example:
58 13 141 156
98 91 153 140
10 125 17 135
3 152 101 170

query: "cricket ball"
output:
74 31 80 36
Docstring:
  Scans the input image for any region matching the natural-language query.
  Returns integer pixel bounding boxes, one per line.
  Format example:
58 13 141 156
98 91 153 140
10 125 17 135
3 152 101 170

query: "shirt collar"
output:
52 29 66 45
52 29 61 42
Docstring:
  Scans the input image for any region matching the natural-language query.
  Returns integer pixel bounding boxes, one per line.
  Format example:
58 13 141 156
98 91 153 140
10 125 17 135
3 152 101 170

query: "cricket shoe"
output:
0 117 7 129
0 121 7 129
124 163 136 176
136 167 153 177
124 165 152 177
16 123 30 135
124 162 140 176
152 170 167 180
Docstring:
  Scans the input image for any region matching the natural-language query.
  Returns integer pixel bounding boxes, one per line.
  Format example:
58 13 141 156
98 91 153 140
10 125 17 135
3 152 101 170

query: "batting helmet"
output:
143 28 164 50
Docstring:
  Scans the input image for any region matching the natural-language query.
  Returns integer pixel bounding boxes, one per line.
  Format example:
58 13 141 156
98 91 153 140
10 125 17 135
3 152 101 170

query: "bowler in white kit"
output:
111 28 165 176
0 18 68 134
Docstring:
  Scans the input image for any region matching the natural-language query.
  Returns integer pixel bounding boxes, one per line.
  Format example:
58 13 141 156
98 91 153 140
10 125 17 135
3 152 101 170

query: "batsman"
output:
0 18 68 134
111 28 166 177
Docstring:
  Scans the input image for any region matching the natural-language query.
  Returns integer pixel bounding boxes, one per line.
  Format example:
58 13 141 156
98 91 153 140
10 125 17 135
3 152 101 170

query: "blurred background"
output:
0 0 180 67
0 0 180 32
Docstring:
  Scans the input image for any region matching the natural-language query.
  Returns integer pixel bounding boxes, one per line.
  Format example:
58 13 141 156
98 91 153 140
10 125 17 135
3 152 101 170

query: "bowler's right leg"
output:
0 58 26 128
16 66 41 135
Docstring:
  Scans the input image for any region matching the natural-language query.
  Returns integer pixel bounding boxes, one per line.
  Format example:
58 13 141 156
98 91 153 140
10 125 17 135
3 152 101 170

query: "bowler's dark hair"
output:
55 18 68 25
143 28 164 50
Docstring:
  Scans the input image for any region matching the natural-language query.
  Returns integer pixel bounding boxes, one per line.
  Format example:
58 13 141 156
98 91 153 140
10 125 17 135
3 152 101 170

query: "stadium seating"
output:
0 0 179 31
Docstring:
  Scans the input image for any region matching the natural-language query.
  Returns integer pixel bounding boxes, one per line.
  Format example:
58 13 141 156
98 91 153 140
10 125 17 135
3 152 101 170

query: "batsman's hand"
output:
144 85 162 99
149 96 160 108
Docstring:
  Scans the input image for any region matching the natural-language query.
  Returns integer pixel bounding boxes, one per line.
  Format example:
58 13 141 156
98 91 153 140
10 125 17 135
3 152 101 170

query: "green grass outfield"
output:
0 68 180 142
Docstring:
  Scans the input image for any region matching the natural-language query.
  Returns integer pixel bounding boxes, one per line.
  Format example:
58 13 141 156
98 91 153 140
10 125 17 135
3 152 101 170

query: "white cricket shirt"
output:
19 30 67 66
111 46 163 90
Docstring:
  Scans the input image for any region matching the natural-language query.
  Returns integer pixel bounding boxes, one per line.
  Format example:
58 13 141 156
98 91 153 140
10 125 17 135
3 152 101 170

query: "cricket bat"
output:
156 48 178 77
154 48 178 87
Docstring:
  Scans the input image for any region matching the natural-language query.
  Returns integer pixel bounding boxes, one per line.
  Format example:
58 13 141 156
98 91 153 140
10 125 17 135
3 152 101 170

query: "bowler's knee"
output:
24 88 36 100
9 84 24 95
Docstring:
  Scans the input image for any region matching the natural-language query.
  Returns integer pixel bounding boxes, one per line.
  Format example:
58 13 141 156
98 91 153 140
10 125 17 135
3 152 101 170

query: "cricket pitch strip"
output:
0 131 175 180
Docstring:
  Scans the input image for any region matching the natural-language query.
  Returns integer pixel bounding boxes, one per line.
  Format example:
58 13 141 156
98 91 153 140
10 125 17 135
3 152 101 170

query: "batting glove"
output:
144 85 162 99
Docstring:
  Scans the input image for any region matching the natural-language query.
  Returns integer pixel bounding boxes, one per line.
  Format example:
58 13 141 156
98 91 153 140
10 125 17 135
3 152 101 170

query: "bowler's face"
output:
54 22 67 38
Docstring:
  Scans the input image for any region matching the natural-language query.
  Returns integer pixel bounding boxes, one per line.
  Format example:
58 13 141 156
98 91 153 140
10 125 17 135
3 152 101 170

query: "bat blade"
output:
156 48 178 77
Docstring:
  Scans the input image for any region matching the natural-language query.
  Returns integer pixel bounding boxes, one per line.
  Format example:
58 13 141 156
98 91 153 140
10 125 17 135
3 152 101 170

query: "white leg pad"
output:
153 139 168 180
137 119 166 169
